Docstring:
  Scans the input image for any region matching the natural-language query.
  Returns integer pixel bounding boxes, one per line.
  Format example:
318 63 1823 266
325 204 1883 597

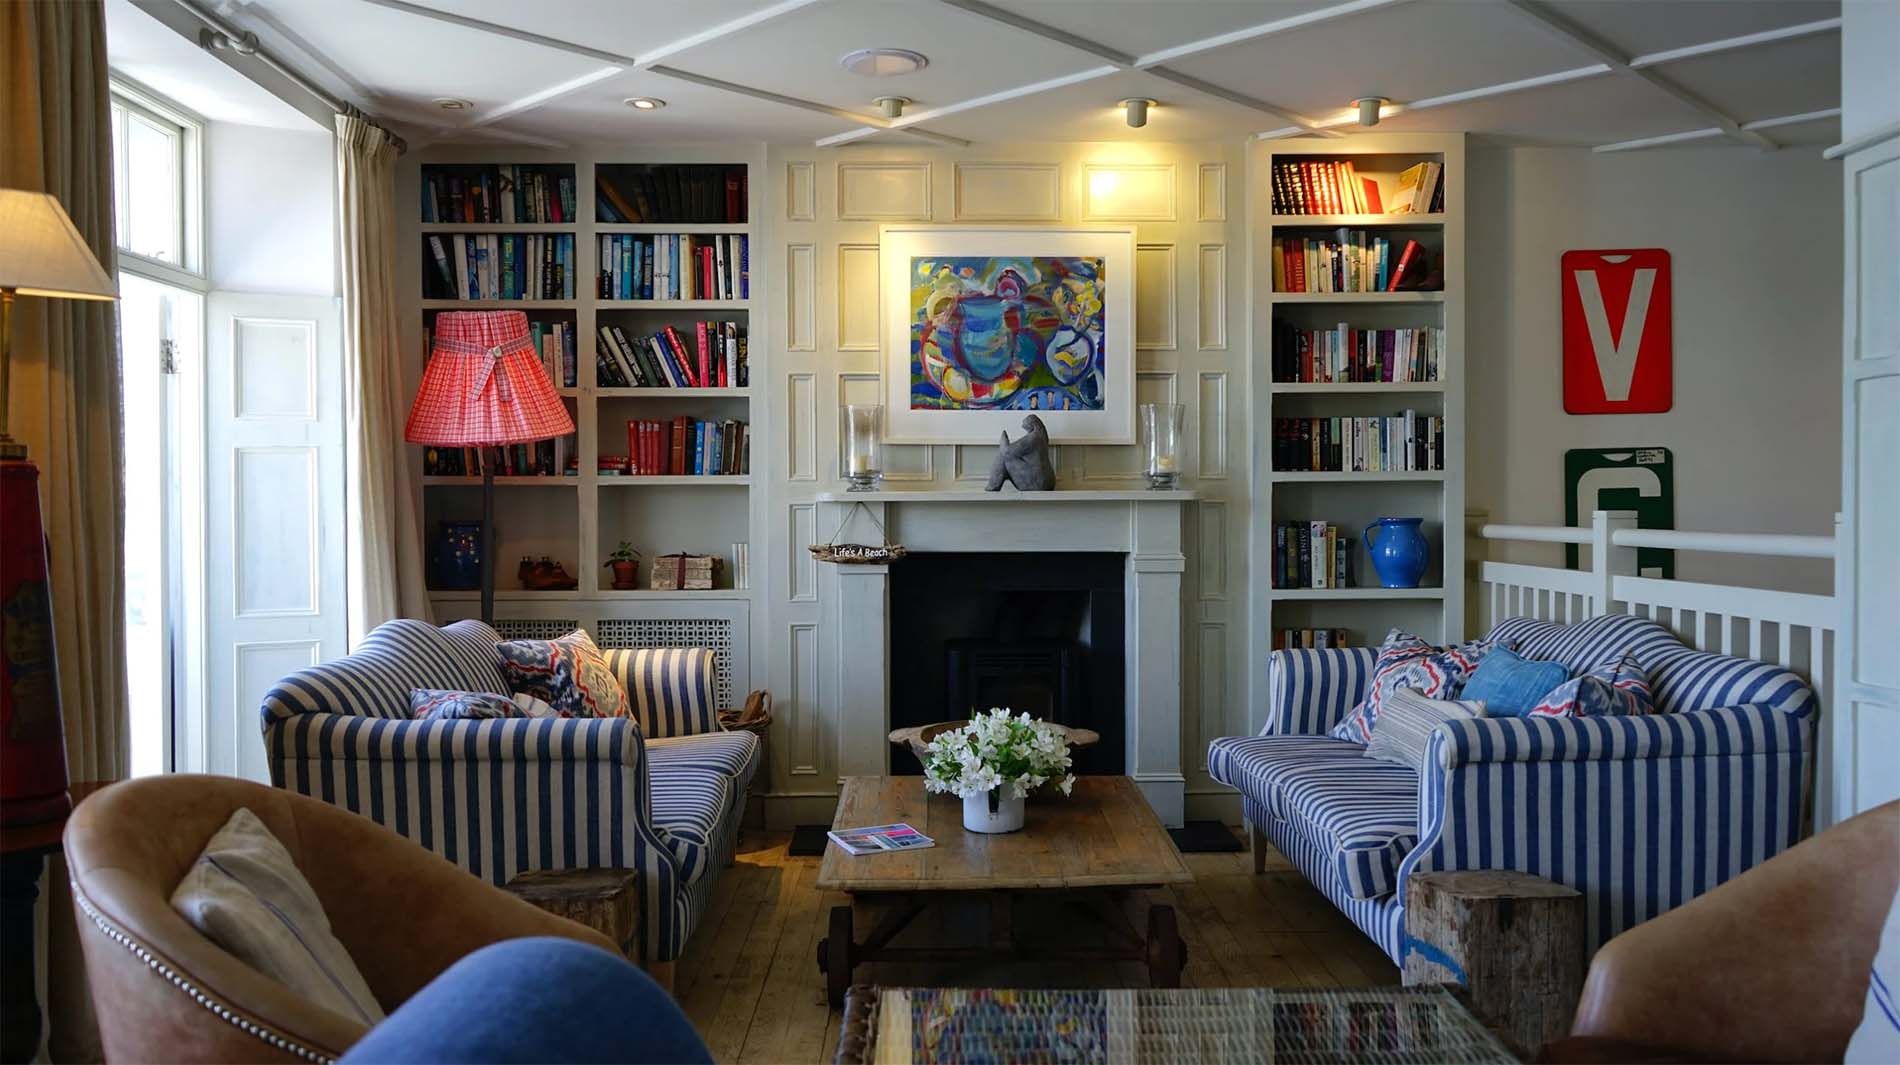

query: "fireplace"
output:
889 552 1125 775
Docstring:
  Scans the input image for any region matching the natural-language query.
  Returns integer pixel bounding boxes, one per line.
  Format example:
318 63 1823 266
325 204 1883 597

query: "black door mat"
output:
1169 820 1242 853
788 824 830 857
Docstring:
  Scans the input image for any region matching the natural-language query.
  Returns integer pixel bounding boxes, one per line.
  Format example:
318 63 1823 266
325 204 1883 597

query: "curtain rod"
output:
168 0 409 153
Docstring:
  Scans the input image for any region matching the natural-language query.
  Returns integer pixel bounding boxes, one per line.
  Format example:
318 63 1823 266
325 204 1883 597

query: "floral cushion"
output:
409 688 519 721
495 629 630 719
1529 651 1654 717
1331 628 1507 743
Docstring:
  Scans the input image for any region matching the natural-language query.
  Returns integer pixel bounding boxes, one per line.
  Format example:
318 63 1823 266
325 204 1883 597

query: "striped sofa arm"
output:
264 713 690 962
1401 702 1817 954
603 647 719 737
1263 647 1377 735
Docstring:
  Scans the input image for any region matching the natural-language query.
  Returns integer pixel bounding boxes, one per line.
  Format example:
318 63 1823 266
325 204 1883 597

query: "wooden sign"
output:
1562 249 1672 414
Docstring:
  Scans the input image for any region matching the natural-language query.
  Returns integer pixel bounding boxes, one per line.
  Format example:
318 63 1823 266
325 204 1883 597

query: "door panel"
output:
205 294 345 781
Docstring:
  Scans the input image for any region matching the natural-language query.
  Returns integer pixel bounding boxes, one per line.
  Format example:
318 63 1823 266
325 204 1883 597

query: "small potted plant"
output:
603 542 642 590
921 708 1074 834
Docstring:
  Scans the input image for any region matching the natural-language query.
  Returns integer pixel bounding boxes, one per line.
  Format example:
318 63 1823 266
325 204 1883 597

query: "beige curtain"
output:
336 112 431 641
2 0 127 782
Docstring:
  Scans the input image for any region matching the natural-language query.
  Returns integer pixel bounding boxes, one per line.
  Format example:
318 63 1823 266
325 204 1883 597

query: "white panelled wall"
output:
760 142 1250 827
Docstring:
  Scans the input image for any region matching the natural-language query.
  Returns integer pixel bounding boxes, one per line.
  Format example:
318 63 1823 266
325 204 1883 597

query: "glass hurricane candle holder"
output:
1141 402 1184 490
842 403 884 491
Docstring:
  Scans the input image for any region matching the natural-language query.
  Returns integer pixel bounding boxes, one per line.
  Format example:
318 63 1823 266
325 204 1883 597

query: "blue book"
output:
739 235 748 299
622 239 634 300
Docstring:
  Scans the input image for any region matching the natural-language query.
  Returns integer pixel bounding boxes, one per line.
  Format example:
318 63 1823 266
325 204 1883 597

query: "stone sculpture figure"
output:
985 414 1056 492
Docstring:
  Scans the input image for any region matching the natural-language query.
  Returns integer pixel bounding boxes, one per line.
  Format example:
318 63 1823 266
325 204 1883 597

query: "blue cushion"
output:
1459 647 1570 717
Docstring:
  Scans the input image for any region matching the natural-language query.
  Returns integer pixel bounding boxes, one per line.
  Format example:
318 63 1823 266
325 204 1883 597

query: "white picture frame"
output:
879 224 1137 445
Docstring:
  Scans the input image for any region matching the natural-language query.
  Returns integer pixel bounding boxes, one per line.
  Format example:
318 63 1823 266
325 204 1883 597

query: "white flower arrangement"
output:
921 709 1075 801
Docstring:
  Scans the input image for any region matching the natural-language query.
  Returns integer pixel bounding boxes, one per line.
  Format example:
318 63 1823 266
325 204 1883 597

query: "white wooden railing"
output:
1469 509 1838 716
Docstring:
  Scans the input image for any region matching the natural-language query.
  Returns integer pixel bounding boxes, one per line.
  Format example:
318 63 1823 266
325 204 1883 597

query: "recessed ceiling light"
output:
874 95 911 119
623 97 666 111
433 97 473 111
1352 96 1389 127
840 48 928 77
1119 98 1157 129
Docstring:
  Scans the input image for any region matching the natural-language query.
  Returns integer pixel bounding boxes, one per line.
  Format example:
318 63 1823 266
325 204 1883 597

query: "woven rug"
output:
838 985 1518 1064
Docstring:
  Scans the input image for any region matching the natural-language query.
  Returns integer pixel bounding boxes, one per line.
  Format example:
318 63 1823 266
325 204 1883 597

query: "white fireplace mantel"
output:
820 491 1195 826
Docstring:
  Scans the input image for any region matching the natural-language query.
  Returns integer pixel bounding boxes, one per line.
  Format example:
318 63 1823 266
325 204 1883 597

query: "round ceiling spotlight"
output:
623 97 667 111
433 97 474 111
1353 96 1389 127
840 47 928 77
874 95 911 119
1119 98 1157 129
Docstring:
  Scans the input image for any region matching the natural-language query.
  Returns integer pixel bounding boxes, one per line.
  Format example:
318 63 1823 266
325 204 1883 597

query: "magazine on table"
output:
828 823 935 855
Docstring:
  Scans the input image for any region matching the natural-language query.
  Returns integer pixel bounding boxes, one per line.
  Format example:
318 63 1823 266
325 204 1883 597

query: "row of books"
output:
1272 522 1356 589
1273 233 1428 293
596 165 747 224
596 322 746 389
1269 159 1442 216
599 234 748 302
1273 413 1445 472
421 164 576 224
1273 628 1352 650
615 418 751 477
425 234 577 301
1272 321 1443 384
422 436 577 478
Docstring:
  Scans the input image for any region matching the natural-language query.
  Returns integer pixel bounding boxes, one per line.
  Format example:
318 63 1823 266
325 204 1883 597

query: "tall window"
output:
111 81 205 777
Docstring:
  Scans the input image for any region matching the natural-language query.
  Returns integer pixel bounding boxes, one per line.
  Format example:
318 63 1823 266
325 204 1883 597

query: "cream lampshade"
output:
0 189 118 460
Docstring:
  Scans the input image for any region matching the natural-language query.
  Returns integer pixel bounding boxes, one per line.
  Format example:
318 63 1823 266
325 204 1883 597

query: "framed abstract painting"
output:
879 225 1137 444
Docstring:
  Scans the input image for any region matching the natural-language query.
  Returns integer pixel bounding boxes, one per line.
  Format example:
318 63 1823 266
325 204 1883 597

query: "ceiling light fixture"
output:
840 48 928 77
433 97 474 111
1119 98 1157 129
874 96 911 119
1352 96 1389 127
623 97 666 111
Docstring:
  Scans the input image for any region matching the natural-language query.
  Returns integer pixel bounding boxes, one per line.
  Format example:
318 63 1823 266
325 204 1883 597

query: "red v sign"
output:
1561 248 1673 414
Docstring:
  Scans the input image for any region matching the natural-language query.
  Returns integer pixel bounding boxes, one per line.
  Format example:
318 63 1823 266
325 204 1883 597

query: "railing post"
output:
1592 510 1639 615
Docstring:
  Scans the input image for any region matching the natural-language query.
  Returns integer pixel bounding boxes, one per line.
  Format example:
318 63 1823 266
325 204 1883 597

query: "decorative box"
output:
649 553 722 590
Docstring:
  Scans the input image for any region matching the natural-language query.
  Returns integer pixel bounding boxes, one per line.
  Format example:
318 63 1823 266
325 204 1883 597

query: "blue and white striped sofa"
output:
1208 614 1817 967
258 619 762 963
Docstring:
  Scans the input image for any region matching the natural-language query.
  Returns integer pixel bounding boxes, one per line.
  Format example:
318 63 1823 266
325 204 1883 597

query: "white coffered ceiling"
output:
107 0 1844 152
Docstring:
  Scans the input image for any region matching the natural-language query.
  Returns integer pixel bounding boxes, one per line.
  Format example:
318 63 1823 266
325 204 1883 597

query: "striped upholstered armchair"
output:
1208 613 1818 964
259 619 761 964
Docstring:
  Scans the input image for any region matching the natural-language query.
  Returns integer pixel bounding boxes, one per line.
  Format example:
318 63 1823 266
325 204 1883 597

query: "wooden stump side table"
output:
1402 869 1584 1055
504 868 640 960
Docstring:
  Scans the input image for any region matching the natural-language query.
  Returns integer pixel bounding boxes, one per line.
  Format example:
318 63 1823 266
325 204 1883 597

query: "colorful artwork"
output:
909 255 1107 413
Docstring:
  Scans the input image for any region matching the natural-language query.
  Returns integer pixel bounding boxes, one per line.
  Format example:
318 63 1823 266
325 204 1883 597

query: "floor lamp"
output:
0 190 116 827
405 310 574 624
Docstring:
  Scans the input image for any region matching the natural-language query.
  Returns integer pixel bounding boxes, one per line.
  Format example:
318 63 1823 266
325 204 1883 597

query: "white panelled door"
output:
204 293 347 782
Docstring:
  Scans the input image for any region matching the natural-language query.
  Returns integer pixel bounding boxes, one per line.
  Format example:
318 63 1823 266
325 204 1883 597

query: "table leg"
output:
817 905 856 1008
1146 904 1185 988
0 852 45 1064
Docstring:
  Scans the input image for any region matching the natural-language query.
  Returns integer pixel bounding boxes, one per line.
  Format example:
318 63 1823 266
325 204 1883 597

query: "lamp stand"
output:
480 446 496 625
1 288 24 462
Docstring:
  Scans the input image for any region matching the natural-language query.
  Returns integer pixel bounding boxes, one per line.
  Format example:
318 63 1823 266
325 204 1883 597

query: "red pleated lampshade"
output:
405 310 574 446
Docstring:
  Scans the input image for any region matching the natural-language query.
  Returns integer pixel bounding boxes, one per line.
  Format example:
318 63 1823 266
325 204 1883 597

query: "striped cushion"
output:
1264 647 1378 736
261 619 509 723
1364 688 1487 772
647 731 762 786
650 765 726 885
604 648 718 737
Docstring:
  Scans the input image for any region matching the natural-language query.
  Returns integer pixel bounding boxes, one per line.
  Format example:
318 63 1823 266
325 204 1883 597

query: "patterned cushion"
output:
1364 688 1487 772
260 619 510 723
409 688 518 721
1331 629 1506 743
495 629 630 719
647 731 762 786
1458 648 1570 718
603 647 718 737
1530 651 1654 717
650 765 727 885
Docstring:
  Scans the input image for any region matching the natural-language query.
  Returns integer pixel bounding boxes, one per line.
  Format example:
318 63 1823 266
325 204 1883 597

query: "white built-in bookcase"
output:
1248 133 1466 647
395 145 769 701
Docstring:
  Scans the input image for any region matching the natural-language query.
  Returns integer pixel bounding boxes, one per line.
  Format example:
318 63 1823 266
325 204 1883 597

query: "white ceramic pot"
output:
962 789 1025 834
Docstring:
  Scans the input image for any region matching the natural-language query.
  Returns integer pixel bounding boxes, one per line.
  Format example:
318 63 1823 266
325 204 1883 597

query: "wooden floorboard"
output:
679 828 1400 1063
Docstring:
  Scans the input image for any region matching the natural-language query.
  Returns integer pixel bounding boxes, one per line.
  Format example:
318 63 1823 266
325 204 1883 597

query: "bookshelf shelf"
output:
1269 587 1445 601
1269 291 1444 304
1270 213 1447 227
404 147 765 637
1254 133 1464 650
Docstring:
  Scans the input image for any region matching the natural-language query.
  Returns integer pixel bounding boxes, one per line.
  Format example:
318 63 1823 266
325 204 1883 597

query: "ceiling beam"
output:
647 65 971 147
1594 107 1841 154
1628 16 1840 69
1132 0 1414 68
815 65 1119 147
1501 0 1776 150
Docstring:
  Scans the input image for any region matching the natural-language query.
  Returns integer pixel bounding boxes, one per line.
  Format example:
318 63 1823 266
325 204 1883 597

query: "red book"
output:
1290 239 1308 293
1386 239 1423 292
1301 162 1319 213
625 420 638 474
662 326 697 386
670 416 689 475
696 321 710 388
724 168 743 223
1361 177 1384 214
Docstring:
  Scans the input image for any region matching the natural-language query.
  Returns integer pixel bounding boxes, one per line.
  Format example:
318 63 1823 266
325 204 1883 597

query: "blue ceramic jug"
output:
1363 517 1429 588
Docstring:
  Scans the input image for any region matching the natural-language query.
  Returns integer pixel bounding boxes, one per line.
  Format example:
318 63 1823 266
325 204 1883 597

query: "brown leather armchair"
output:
65 775 617 1063
1554 801 1899 1063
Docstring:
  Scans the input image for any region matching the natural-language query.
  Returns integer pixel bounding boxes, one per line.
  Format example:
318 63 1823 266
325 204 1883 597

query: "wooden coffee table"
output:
815 776 1192 1007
